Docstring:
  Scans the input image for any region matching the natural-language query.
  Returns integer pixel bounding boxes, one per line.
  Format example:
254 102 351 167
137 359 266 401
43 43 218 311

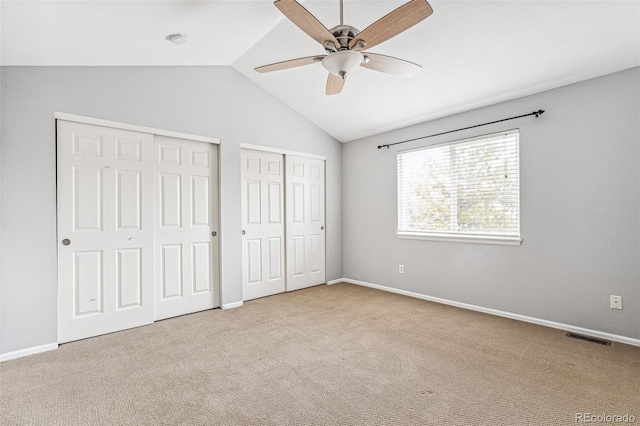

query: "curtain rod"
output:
377 109 545 150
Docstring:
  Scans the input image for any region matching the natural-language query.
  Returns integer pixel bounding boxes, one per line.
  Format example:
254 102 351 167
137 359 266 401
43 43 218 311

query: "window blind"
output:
397 130 520 240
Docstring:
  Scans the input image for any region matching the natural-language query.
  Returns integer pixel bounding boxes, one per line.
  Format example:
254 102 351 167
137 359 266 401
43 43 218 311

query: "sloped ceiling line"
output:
2 1 639 142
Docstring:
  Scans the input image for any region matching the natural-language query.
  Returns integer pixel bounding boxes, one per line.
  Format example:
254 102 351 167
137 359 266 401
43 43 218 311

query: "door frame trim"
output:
55 112 220 145
240 143 326 161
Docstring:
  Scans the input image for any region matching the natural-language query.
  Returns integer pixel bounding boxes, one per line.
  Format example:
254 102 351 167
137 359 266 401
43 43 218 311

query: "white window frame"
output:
396 130 522 246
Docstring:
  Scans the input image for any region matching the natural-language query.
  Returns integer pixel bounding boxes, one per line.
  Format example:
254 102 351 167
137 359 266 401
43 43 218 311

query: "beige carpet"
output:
1 283 639 425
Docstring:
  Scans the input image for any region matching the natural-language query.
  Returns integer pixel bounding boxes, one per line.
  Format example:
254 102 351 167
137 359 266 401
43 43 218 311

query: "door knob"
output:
211 231 217 237
62 239 71 246
321 226 324 231
242 230 246 235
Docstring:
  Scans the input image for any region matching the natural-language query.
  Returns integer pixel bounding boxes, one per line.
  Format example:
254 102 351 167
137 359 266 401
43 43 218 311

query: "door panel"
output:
116 170 142 230
117 248 142 309
154 136 219 320
74 166 103 231
192 242 212 293
160 174 182 228
293 236 305 276
293 184 304 222
310 235 321 272
115 138 142 161
241 149 285 300
268 237 282 280
57 120 154 343
286 156 326 291
247 239 262 284
161 244 183 299
191 176 210 226
74 250 103 316
246 180 261 225
268 183 281 223
310 185 321 221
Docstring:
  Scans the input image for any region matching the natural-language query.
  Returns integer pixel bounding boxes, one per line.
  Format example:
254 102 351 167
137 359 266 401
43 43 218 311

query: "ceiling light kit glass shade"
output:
321 51 364 77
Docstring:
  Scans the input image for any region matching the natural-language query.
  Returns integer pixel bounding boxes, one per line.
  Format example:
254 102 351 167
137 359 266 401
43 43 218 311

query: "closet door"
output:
285 155 326 291
241 149 286 300
154 136 220 320
57 120 154 343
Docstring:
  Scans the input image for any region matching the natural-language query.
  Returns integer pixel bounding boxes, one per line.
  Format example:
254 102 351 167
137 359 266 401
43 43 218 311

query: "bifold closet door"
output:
154 136 220 320
241 149 286 301
285 155 326 291
57 120 154 343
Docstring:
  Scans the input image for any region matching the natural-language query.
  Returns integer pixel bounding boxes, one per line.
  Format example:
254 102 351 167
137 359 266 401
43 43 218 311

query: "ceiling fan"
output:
255 0 433 95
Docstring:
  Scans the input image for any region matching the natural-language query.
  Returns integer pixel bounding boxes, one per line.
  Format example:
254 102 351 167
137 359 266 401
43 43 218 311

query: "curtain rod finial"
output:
534 109 545 118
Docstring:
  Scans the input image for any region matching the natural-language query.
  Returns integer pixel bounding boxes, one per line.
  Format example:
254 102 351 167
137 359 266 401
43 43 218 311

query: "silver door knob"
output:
211 231 217 237
62 239 71 246
321 226 324 231
242 230 246 235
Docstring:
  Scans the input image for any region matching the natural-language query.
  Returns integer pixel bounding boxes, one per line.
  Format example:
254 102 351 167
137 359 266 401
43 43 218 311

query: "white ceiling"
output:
2 1 639 142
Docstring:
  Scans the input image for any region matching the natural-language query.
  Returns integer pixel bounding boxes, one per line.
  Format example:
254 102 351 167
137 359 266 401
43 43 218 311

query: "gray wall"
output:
0 66 343 354
343 67 640 339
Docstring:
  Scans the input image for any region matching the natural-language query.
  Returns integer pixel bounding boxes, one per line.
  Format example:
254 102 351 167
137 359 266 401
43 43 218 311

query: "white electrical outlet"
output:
610 295 622 310
399 265 404 274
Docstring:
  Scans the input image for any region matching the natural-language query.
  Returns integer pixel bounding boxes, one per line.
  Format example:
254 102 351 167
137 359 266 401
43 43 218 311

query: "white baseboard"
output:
3 281 635 362
341 278 640 347
0 342 58 362
222 301 243 310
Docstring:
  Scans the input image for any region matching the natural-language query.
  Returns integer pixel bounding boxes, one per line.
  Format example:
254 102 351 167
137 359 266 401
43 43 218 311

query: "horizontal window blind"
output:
397 130 520 239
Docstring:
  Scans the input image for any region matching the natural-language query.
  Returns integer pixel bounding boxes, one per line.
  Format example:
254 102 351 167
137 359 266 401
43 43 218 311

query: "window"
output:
397 130 520 245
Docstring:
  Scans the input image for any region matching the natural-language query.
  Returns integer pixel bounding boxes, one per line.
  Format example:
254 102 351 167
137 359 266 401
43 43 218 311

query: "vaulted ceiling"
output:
2 1 639 142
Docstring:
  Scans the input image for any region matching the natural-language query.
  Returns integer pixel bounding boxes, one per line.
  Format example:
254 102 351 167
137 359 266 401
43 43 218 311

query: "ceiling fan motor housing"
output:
327 25 361 52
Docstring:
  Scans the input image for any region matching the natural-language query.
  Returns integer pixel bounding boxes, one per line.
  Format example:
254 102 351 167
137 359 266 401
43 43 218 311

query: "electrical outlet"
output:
610 295 622 310
398 265 405 274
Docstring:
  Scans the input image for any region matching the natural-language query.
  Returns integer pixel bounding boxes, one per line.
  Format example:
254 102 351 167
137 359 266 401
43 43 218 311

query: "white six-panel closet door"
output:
285 155 326 291
58 120 220 343
57 120 155 343
241 149 286 301
154 136 220 320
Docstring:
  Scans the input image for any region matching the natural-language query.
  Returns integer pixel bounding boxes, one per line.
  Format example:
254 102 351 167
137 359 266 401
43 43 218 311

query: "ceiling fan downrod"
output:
327 0 366 52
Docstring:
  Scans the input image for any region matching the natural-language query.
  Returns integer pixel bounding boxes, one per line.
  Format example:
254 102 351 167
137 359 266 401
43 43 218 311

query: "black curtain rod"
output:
377 109 545 149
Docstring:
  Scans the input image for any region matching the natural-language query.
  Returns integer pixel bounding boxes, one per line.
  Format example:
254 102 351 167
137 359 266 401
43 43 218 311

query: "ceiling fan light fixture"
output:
321 51 363 76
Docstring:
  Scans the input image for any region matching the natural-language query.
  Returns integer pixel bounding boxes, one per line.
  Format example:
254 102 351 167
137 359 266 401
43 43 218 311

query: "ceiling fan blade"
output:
255 55 325 73
349 0 433 50
326 73 345 95
275 0 340 50
361 53 422 78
